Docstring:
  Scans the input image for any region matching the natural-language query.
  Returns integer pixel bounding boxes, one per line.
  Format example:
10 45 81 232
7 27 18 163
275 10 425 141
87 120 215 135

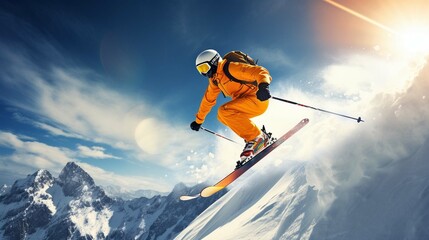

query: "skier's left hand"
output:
256 83 271 101
190 121 201 131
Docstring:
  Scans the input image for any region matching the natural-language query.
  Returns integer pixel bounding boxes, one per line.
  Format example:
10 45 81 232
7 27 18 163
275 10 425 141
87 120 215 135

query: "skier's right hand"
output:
190 121 201 131
256 83 271 101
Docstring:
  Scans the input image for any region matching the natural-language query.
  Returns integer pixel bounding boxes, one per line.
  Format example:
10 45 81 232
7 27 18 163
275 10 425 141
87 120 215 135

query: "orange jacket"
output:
195 59 272 124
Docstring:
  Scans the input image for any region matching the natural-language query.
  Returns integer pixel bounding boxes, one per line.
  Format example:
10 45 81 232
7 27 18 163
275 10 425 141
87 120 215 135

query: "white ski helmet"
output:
195 49 222 77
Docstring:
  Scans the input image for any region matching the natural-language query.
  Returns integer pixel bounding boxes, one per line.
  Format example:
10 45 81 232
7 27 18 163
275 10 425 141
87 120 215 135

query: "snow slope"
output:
177 162 321 240
177 58 429 240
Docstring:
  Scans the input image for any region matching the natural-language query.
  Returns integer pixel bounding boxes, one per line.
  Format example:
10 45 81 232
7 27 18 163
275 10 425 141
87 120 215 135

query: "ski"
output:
180 118 309 201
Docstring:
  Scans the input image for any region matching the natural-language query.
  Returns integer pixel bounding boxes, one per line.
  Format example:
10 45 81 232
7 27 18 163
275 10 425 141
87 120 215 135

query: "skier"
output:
190 49 272 160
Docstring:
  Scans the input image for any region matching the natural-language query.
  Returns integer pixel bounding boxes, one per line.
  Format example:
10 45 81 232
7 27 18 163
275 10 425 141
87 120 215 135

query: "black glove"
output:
190 121 201 131
256 83 271 101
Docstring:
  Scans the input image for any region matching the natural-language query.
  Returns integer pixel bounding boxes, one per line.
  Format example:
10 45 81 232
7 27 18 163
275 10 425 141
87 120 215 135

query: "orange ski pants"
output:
217 96 269 142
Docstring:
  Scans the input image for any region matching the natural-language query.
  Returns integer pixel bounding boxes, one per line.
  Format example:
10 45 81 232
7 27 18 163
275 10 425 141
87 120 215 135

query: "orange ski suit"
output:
195 59 272 141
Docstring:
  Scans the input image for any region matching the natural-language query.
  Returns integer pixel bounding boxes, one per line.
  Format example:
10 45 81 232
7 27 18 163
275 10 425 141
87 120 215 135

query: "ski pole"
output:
272 96 364 123
200 126 240 144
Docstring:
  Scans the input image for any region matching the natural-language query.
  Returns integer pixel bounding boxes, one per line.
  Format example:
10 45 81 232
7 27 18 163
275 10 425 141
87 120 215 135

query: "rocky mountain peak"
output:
58 162 95 197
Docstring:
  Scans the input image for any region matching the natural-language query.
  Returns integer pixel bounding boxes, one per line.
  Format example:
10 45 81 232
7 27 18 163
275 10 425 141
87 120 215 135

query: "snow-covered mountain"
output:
0 162 225 240
177 60 429 240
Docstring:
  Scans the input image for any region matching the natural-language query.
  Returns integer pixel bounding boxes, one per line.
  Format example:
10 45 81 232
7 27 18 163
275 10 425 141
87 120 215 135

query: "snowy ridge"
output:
177 59 429 239
26 170 57 215
0 169 55 240
0 184 9 196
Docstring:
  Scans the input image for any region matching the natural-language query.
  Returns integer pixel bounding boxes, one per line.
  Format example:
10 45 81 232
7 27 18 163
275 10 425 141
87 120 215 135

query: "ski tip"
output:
179 194 200 201
200 186 224 198
302 118 309 123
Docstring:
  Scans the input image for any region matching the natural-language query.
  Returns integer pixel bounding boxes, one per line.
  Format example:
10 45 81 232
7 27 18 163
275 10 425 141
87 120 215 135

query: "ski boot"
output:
235 126 276 170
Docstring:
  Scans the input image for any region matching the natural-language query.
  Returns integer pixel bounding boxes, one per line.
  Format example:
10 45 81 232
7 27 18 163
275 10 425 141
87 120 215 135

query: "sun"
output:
396 25 429 56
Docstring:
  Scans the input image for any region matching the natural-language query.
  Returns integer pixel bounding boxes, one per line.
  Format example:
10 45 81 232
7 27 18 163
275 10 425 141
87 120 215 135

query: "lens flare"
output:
324 0 429 56
323 0 398 35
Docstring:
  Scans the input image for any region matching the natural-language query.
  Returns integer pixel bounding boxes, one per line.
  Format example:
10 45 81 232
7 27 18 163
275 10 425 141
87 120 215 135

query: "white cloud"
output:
77 145 121 159
0 46 206 169
0 53 147 152
37 67 142 151
13 112 85 139
35 121 85 139
321 54 415 98
0 132 24 149
0 131 72 173
0 131 171 192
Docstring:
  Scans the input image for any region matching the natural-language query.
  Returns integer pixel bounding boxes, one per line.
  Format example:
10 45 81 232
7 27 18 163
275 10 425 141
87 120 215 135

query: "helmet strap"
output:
210 54 220 66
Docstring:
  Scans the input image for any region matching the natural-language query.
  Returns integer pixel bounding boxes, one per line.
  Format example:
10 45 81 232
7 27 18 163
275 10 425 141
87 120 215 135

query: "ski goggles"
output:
196 62 211 76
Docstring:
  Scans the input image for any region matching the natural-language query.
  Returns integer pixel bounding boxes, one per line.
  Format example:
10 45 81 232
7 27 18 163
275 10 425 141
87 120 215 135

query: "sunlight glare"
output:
397 26 429 56
323 0 429 58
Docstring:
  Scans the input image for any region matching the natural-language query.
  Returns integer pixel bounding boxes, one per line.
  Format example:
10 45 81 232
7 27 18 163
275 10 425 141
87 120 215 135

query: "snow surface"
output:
177 57 429 240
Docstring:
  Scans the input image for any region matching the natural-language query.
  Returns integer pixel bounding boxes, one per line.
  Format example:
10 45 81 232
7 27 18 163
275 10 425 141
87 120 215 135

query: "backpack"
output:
222 51 258 87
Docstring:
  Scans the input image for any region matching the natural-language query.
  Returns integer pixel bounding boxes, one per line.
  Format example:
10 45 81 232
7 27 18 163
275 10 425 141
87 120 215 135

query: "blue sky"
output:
1 0 428 192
